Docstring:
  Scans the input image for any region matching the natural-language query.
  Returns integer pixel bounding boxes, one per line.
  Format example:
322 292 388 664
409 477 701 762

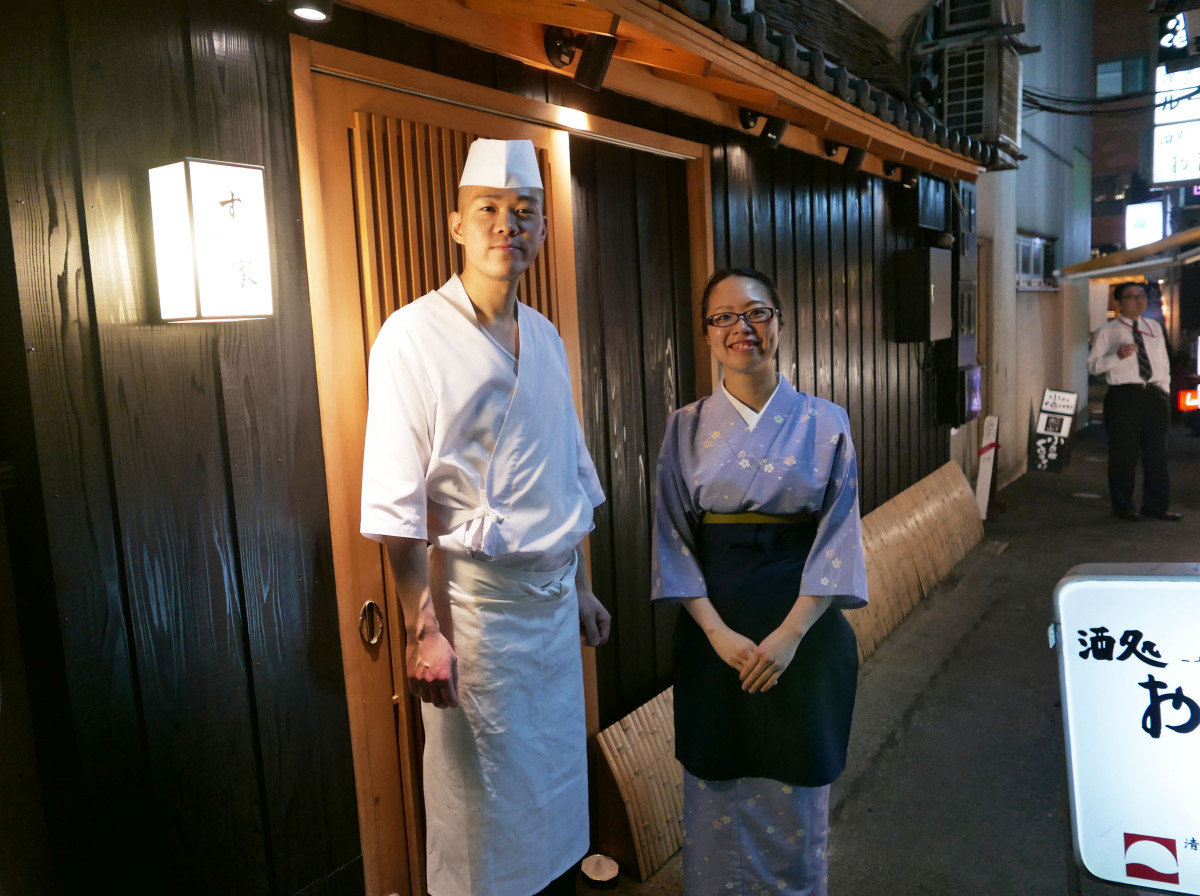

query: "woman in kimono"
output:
653 268 868 895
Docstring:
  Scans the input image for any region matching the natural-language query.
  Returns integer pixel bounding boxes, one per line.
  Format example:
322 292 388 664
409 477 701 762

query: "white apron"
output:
423 550 588 896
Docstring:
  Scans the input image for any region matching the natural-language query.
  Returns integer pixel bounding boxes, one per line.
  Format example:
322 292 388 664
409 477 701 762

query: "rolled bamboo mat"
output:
594 687 683 880
848 461 983 663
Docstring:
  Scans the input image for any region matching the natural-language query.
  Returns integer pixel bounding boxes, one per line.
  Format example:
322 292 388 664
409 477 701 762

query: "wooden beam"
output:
652 68 777 107
614 37 710 77
309 41 706 160
461 0 619 34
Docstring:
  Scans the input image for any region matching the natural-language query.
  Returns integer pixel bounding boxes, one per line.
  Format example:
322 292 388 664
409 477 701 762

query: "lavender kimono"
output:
653 378 868 785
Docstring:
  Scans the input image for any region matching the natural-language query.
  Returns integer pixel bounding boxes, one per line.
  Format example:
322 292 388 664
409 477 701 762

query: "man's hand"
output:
1117 343 1137 360
578 587 611 646
383 535 459 709
406 628 459 709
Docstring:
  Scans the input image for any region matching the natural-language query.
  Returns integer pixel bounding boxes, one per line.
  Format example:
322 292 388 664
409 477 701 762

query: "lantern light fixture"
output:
148 158 274 323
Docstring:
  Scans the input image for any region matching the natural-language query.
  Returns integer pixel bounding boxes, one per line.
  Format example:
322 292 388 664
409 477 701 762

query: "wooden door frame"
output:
291 35 712 896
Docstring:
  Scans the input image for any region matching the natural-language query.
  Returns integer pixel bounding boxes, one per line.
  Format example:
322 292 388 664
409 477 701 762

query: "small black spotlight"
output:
575 33 617 91
289 0 332 21
844 147 867 172
545 26 583 68
901 165 919 189
738 107 761 130
823 139 841 158
882 162 900 177
761 116 788 149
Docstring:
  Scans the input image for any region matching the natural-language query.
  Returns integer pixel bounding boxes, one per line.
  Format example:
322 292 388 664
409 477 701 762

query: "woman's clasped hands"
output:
706 624 802 693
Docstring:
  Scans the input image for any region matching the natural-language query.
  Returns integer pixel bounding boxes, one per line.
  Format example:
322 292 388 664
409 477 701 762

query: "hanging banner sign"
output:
1055 564 1200 893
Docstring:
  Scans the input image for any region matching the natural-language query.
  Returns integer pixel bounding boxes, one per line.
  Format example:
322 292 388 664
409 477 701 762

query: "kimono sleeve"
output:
651 411 708 600
360 320 434 542
798 409 869 609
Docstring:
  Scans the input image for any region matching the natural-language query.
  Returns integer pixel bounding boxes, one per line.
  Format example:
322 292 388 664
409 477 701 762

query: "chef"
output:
360 138 610 896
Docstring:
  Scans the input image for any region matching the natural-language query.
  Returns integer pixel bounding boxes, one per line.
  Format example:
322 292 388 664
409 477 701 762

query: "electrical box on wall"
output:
936 364 983 426
892 247 953 342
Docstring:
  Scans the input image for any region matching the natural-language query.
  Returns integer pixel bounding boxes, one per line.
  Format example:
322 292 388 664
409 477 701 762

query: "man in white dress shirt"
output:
1086 281 1182 522
360 138 610 896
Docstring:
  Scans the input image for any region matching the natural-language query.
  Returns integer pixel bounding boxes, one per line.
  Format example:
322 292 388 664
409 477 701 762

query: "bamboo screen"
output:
350 113 559 351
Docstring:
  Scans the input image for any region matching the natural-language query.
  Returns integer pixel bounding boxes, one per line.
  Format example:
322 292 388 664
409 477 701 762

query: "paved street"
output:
599 420 1200 895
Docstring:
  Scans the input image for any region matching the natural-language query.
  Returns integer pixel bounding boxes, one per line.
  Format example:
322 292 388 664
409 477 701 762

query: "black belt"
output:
1109 383 1169 397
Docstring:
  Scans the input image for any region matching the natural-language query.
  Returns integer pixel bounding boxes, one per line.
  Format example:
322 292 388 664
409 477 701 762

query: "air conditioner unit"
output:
943 38 1022 153
942 0 1008 33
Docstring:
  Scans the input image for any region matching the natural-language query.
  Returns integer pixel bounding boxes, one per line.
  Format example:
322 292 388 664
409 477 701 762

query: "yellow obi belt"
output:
701 510 818 525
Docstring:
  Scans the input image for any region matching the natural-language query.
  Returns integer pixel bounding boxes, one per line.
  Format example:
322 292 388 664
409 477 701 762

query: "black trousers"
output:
1103 384 1171 514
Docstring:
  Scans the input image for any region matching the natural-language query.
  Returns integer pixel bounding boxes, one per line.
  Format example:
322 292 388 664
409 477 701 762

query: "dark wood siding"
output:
2 0 360 892
572 139 694 727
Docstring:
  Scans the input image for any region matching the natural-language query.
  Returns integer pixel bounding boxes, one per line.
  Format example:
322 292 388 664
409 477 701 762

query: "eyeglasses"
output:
703 307 780 328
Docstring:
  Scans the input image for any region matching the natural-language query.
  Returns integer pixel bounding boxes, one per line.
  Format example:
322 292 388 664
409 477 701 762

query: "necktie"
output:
1132 321 1152 382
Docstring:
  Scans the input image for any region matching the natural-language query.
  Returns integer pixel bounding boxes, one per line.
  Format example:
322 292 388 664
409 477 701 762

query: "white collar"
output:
721 378 782 430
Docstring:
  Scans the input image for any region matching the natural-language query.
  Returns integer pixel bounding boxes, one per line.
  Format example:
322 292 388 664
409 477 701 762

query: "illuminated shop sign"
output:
1153 64 1200 185
1126 201 1165 249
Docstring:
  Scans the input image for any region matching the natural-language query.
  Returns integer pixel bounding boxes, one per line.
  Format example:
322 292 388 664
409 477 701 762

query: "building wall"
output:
962 0 1093 487
1020 0 1093 423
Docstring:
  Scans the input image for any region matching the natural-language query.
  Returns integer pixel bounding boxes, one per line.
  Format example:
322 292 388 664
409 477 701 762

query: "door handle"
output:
359 600 384 646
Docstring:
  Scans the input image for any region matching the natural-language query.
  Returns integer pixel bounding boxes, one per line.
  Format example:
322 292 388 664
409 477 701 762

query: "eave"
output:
1060 225 1200 280
343 0 985 183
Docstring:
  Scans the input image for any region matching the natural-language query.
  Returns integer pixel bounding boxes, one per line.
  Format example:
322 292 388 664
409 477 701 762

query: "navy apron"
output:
673 520 858 787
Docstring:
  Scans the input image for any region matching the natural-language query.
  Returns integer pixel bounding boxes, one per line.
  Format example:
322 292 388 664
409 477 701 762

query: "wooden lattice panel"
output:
350 113 559 352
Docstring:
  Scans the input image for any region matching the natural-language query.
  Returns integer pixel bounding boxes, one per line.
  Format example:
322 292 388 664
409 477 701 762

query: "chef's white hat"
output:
459 138 543 190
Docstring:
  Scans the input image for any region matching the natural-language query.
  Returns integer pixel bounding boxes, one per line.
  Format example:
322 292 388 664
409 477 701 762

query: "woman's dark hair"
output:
701 267 782 319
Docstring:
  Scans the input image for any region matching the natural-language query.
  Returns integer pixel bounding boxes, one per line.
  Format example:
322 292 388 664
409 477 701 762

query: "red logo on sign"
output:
1125 833 1180 884
1179 388 1200 412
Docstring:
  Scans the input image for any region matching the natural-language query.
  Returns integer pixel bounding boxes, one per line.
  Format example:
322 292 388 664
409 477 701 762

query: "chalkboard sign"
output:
1030 388 1078 472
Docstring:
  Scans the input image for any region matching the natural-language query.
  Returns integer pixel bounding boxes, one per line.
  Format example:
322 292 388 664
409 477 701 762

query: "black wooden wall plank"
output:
188 2 361 889
0 2 157 886
725 135 753 266
635 152 685 693
98 326 271 889
710 137 730 270
843 169 864 477
791 152 817 397
596 147 656 710
882 182 901 495
811 161 833 401
771 149 797 389
829 164 848 411
857 175 878 512
571 138 620 725
656 157 694 688
61 0 275 886
750 140 775 276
